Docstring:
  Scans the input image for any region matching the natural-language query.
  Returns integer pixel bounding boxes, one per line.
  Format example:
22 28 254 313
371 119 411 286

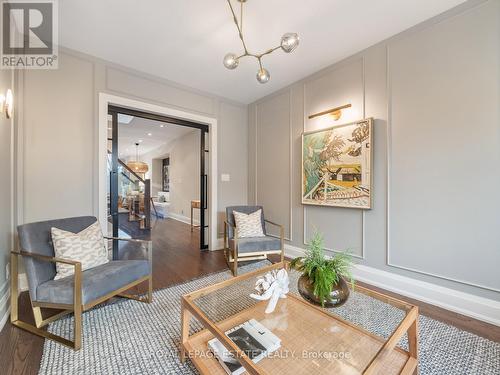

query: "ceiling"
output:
113 117 196 159
61 0 465 104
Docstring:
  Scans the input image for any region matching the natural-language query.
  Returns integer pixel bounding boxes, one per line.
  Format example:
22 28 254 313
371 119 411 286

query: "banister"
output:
118 158 147 183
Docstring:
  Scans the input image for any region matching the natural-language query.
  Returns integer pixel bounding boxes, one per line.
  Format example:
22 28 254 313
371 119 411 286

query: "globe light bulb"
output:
280 32 300 53
223 53 239 70
256 68 270 84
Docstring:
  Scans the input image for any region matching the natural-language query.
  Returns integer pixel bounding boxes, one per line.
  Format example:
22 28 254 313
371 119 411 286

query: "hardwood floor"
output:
0 217 498 375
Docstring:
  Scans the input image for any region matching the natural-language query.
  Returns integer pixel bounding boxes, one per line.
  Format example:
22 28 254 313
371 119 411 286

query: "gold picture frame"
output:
302 118 373 209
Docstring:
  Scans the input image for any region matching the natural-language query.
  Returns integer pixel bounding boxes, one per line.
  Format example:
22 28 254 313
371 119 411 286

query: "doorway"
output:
98 94 217 252
107 105 209 251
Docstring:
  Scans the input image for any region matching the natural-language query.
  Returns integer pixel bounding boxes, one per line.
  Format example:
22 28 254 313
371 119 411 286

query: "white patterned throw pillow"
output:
51 221 109 280
233 209 265 238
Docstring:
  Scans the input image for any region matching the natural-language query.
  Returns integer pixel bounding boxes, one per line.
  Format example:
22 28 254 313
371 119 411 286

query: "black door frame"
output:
108 105 210 250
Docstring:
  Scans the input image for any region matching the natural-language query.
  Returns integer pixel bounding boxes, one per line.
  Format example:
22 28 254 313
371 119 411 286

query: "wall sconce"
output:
0 89 13 119
4 89 13 119
308 103 351 121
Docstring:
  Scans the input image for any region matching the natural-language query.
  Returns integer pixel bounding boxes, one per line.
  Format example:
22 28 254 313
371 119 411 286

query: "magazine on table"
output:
207 319 281 375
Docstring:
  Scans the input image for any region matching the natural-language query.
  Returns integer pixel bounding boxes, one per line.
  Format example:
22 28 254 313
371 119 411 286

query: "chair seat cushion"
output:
36 260 150 305
230 236 281 254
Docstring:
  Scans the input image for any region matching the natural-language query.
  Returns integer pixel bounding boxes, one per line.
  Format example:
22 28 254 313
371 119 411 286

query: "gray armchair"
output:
224 206 284 276
11 216 152 350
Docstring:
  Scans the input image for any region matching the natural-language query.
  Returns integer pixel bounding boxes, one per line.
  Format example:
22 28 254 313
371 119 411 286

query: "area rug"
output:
39 262 500 375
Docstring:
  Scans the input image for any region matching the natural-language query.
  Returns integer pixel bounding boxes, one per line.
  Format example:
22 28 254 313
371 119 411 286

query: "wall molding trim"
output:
301 57 366 259
285 244 500 327
254 91 293 242
384 37 499 293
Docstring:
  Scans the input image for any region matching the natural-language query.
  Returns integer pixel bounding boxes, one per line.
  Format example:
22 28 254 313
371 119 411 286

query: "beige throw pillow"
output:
51 221 109 280
233 209 265 238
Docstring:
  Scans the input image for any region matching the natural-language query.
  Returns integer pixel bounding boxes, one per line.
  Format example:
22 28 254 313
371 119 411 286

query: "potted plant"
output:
290 231 354 307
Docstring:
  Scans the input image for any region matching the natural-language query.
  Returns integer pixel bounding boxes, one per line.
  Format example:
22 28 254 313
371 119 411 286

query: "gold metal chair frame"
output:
10 236 153 351
223 219 285 276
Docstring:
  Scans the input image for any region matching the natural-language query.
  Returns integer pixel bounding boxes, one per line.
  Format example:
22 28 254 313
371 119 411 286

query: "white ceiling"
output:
113 117 196 159
61 0 465 104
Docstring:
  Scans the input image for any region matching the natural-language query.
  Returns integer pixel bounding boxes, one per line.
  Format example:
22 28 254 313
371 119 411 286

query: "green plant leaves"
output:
291 230 355 306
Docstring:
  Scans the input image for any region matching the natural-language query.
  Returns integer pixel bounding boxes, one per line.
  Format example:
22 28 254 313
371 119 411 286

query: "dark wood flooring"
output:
0 217 498 375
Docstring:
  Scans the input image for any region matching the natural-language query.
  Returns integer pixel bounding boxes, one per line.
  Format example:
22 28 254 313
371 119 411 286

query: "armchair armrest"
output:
264 219 283 228
104 236 151 245
11 250 83 313
224 220 239 239
264 220 285 238
224 220 235 229
264 220 285 261
11 250 82 267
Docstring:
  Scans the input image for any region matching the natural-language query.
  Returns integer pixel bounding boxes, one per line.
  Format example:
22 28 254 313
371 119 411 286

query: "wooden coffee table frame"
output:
180 262 419 375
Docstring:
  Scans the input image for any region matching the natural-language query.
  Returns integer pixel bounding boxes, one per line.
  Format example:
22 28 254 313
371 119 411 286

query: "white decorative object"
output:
250 269 289 313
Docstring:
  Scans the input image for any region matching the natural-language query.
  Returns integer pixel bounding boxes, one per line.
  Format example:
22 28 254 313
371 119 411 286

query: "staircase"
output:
107 150 152 231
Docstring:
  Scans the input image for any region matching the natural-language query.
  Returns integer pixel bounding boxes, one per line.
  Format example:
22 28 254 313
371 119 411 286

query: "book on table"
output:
207 319 281 375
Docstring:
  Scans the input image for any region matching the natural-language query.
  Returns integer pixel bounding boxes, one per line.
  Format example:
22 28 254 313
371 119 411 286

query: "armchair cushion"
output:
35 260 150 305
229 235 281 254
233 209 265 238
226 206 266 239
51 221 109 280
17 216 99 301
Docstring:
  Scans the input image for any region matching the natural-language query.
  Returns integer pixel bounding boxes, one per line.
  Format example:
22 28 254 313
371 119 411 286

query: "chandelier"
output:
127 143 149 176
223 0 300 84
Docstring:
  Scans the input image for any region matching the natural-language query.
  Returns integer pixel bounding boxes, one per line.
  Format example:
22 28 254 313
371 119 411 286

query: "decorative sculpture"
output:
250 268 289 313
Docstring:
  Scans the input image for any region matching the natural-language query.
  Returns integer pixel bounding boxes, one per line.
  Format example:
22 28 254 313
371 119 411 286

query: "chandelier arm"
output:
226 0 248 54
257 45 282 59
257 57 263 71
240 0 243 33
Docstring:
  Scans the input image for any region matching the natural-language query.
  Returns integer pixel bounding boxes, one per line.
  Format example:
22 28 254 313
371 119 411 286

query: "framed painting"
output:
302 118 373 209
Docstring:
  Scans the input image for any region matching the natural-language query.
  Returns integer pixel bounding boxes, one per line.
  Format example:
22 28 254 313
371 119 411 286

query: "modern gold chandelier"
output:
223 0 300 84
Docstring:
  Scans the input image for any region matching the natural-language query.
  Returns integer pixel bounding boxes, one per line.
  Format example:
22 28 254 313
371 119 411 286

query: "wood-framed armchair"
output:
11 216 152 350
223 206 284 276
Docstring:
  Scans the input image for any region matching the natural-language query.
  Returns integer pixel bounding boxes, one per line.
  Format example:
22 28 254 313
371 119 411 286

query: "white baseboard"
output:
168 212 200 226
285 244 500 327
215 237 225 250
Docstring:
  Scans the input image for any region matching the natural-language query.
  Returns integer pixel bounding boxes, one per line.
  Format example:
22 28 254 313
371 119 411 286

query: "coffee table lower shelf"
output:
181 294 418 375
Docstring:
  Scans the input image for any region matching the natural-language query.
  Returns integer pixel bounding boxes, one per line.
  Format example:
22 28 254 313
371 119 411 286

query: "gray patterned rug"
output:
39 262 500 375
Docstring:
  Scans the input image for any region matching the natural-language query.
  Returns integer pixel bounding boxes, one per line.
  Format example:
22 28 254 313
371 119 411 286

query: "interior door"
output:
200 129 209 250
109 110 119 259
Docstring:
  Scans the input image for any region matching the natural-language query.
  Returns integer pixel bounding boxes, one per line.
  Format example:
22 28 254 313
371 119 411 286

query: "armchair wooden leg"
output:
232 251 238 277
147 275 153 303
10 252 82 350
280 225 285 263
73 263 83 350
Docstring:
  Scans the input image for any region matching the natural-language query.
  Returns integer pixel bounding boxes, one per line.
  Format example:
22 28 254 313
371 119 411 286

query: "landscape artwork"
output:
302 118 373 209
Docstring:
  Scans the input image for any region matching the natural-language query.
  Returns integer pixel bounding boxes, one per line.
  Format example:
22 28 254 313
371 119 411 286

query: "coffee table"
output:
180 262 419 375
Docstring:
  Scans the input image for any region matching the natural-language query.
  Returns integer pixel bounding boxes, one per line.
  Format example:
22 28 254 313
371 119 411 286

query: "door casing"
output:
98 93 218 250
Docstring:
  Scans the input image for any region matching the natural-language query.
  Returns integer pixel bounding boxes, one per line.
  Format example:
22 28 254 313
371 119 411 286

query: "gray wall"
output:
150 158 164 197
16 48 248 239
169 130 200 222
0 70 14 323
248 0 500 301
